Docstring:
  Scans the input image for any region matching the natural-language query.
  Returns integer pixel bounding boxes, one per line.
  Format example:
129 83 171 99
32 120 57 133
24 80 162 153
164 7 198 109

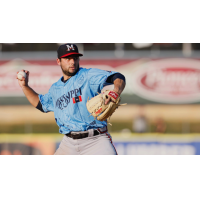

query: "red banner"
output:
1 58 200 103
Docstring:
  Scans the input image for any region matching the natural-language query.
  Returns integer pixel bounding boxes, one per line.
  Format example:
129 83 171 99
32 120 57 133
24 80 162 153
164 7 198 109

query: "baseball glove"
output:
86 90 126 123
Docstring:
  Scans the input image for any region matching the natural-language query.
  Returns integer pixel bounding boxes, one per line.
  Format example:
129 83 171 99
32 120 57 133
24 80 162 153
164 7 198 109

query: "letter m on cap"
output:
66 45 75 51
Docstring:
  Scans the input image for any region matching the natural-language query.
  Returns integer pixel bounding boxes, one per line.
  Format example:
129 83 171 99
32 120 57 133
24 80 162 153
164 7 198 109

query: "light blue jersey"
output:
39 67 117 134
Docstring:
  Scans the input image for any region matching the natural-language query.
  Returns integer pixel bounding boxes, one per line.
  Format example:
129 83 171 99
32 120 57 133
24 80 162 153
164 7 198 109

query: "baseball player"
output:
17 43 126 155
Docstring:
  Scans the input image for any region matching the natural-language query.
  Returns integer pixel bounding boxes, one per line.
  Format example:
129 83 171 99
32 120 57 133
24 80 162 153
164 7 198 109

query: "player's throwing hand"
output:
17 70 29 88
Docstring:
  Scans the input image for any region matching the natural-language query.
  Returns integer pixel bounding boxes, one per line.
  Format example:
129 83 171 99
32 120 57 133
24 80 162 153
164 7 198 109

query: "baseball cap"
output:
57 43 83 58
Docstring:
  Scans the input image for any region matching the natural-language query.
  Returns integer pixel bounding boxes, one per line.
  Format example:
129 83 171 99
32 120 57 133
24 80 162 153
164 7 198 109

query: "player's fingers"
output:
16 72 20 80
105 97 111 105
26 71 29 79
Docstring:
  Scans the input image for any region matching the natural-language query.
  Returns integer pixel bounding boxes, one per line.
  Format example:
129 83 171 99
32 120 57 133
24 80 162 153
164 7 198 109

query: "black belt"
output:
66 130 102 140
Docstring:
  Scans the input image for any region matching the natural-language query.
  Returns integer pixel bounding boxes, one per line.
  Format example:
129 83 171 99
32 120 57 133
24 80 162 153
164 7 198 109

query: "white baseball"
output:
17 71 27 80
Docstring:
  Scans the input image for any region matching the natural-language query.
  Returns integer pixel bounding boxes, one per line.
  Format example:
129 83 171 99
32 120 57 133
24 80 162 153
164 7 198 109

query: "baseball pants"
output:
54 129 117 155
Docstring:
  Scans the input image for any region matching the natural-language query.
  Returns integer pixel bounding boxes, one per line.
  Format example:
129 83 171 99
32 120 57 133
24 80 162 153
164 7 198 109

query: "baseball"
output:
17 71 27 81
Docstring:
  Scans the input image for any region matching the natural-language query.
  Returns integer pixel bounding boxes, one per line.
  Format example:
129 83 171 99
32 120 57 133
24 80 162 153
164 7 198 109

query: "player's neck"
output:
63 75 72 82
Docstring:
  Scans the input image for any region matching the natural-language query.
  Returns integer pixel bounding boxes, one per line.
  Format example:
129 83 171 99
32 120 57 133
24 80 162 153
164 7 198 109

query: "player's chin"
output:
67 69 77 76
69 68 76 72
68 69 76 75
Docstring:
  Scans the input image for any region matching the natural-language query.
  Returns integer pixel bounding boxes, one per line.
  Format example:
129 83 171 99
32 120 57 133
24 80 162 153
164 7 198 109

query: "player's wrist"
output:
21 85 29 90
112 89 121 96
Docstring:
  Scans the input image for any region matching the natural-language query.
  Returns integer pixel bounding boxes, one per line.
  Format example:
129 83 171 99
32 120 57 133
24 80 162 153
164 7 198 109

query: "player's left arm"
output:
113 77 126 95
105 73 126 105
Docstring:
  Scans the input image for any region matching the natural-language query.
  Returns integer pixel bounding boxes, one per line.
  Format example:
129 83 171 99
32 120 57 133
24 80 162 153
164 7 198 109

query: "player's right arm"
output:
17 70 39 108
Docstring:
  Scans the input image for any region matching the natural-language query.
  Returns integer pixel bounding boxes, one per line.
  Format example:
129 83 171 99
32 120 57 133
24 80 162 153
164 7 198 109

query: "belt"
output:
66 129 106 140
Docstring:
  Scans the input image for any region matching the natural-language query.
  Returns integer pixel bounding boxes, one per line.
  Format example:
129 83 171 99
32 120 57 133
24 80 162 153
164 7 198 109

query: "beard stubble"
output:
61 64 80 77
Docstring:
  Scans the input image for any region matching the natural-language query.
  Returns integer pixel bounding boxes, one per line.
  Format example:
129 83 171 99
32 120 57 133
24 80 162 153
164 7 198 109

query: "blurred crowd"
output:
132 106 167 134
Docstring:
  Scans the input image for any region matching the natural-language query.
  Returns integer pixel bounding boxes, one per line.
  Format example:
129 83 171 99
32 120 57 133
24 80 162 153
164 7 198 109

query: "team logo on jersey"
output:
72 96 82 104
56 88 82 110
66 44 75 51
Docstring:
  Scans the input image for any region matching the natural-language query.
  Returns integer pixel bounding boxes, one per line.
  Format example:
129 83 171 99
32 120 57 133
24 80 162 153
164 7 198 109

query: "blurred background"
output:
1 43 200 155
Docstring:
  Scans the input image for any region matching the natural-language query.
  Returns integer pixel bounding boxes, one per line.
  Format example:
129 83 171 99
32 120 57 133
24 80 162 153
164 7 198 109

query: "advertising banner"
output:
1 58 200 104
0 134 60 155
131 59 200 103
113 134 200 155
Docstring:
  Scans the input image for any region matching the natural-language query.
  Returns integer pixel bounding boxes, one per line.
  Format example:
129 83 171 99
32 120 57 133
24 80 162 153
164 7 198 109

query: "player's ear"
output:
57 58 61 66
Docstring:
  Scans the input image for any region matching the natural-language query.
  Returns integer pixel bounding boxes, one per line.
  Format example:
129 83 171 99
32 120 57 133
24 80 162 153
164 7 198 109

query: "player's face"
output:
57 55 80 77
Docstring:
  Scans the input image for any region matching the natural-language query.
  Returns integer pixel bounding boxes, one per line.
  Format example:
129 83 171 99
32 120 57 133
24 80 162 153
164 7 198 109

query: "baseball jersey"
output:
38 67 117 134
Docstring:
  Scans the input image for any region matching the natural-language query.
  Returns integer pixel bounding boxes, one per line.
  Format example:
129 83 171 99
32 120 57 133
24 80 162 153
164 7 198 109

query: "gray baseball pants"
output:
54 128 117 155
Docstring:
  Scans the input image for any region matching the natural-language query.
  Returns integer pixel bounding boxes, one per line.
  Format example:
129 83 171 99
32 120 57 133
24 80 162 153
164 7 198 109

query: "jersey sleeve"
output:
87 68 117 93
38 88 54 113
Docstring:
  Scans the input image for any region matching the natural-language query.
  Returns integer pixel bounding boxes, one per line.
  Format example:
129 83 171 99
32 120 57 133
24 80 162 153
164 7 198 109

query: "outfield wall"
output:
1 133 200 155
